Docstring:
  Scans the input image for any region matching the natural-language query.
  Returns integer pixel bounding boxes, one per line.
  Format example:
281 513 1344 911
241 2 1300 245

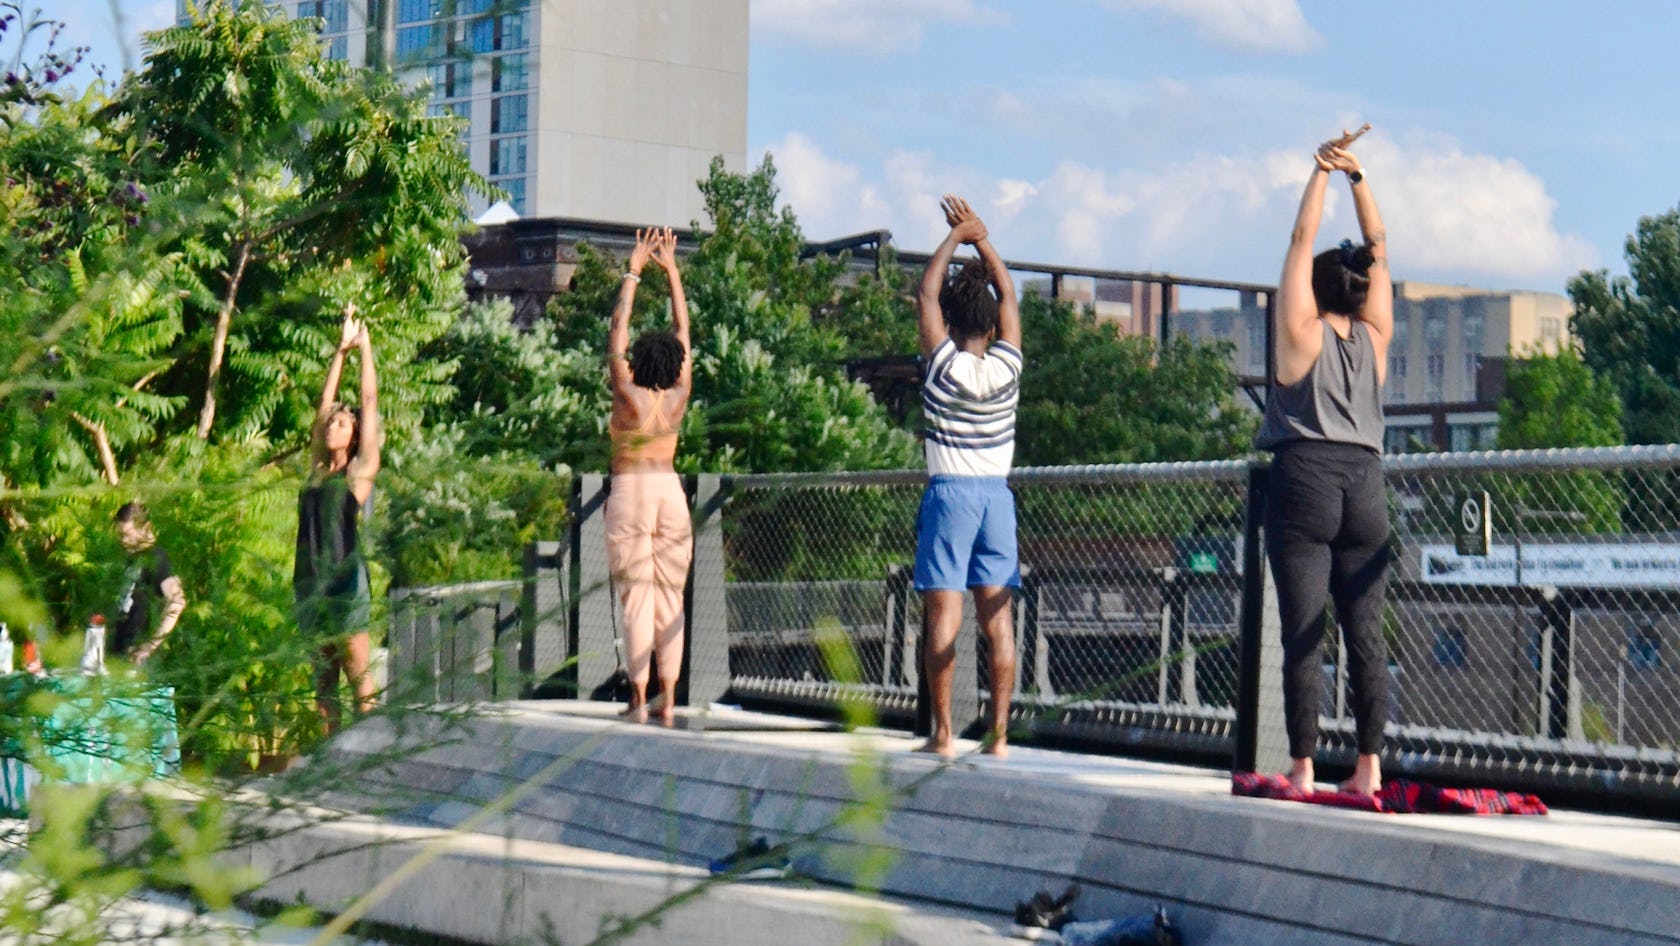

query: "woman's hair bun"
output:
1338 239 1375 275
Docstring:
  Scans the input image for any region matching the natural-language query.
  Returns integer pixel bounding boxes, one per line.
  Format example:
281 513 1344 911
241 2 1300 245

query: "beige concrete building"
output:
183 0 748 223
1173 281 1574 453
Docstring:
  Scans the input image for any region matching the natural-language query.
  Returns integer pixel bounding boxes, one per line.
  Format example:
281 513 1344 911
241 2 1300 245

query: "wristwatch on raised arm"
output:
1348 169 1365 185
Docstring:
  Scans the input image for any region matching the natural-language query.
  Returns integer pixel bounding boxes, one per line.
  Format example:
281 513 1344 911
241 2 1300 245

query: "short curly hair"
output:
1312 239 1376 316
938 260 999 340
630 330 686 390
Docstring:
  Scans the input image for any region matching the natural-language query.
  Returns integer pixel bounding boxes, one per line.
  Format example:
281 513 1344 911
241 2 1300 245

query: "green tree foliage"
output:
113 0 483 445
1569 207 1680 446
1014 293 1257 466
1488 348 1624 535
1 0 490 774
1497 348 1622 451
546 156 918 473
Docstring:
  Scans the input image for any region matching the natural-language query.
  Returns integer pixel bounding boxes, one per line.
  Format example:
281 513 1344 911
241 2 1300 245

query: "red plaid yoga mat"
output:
1232 771 1548 815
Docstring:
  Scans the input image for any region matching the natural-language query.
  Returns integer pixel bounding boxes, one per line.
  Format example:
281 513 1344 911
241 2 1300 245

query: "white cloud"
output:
1348 136 1597 282
762 130 1595 291
1098 0 1321 55
751 0 1006 55
764 132 892 237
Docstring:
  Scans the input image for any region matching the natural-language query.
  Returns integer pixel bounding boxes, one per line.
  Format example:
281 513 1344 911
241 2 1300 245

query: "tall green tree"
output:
546 156 918 473
1569 206 1680 445
113 0 484 446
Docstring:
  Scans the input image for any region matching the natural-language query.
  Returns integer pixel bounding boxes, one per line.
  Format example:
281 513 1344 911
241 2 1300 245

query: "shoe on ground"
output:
708 836 791 881
1010 882 1080 940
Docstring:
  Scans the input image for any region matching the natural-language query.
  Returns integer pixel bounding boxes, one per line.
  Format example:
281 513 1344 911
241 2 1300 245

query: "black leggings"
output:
1264 441 1391 758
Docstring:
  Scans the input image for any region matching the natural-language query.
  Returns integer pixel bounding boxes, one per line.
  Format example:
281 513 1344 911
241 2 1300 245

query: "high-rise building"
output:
177 0 748 223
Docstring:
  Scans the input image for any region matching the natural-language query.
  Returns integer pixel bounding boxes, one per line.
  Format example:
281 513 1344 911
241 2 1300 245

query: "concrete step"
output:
236 812 1010 946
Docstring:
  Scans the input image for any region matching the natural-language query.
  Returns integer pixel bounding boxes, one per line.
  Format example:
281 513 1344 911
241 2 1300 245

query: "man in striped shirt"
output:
914 194 1024 758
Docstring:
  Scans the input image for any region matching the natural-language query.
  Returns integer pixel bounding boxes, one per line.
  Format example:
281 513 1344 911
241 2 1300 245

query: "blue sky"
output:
54 0 1680 296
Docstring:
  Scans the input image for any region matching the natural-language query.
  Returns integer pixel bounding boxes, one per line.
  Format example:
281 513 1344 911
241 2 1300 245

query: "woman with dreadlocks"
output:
606 226 693 726
913 195 1023 758
1255 126 1394 796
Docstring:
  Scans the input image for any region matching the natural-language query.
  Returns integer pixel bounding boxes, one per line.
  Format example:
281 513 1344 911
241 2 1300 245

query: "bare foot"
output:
1339 755 1381 796
619 703 648 724
914 738 955 758
655 707 675 727
982 735 1008 759
1285 759 1314 793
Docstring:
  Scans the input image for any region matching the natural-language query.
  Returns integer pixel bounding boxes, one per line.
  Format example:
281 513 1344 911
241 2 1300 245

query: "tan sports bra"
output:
610 388 681 469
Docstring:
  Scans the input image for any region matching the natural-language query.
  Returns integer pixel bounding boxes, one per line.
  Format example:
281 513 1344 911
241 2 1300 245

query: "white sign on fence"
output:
1420 543 1680 589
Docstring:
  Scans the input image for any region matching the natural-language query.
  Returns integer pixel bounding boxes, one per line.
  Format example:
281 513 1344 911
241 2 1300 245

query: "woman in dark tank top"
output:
1258 127 1394 797
297 306 382 733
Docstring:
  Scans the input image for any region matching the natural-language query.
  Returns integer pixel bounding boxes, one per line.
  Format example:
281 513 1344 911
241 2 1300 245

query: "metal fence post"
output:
1019 566 1048 696
1539 587 1581 740
572 473 619 700
686 474 731 707
521 540 570 697
884 564 911 687
1234 463 1289 774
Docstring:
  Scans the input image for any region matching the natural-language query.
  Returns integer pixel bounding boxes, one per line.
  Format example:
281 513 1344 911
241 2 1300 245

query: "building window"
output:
469 15 496 54
1627 625 1661 670
1246 317 1264 370
493 176 527 214
490 136 526 176
496 11 528 50
1384 424 1432 454
297 0 349 32
1423 300 1447 349
1540 317 1563 343
397 0 440 25
396 23 439 59
1448 423 1497 452
1432 627 1467 668
1463 302 1485 351
492 53 528 92
326 34 347 60
1464 353 1480 389
491 94 528 133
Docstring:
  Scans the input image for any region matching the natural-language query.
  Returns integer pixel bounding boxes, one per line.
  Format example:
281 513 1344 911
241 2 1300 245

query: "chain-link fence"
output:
395 447 1680 803
1378 446 1680 797
714 448 1680 799
719 464 1251 755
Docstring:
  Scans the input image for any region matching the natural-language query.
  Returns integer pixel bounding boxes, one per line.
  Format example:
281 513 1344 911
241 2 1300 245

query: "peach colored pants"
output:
604 473 693 689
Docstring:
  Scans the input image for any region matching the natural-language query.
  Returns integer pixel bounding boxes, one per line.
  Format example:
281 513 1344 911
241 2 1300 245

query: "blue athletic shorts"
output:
913 475 1020 591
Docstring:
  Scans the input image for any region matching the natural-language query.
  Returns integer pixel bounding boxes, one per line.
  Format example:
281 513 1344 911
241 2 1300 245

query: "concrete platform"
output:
289 701 1680 946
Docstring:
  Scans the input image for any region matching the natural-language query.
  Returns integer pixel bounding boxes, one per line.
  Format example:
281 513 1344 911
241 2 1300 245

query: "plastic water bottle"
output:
0 624 12 675
81 614 107 677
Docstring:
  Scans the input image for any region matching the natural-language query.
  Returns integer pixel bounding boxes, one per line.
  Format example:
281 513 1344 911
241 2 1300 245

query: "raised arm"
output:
1320 142 1392 345
649 227 691 394
347 324 380 501
945 195 1019 350
313 308 360 461
917 227 962 359
608 229 658 396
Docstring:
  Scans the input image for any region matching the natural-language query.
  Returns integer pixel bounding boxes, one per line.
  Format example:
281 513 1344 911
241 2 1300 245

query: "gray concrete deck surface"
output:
258 701 1680 946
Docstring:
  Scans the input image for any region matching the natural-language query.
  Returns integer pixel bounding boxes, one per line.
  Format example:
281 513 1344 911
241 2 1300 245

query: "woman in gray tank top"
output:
1256 128 1393 797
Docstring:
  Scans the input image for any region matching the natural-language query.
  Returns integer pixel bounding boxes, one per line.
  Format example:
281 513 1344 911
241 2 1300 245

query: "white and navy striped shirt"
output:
922 337 1024 477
